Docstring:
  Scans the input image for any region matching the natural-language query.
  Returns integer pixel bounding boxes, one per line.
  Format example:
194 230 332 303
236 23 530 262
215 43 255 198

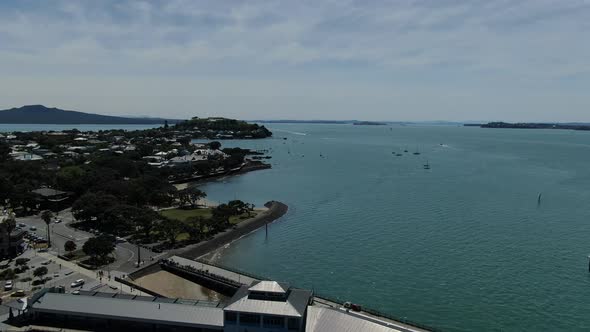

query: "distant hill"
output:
0 105 182 125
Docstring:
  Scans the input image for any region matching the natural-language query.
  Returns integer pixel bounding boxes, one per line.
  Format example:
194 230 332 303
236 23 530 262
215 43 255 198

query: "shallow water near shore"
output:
198 124 590 332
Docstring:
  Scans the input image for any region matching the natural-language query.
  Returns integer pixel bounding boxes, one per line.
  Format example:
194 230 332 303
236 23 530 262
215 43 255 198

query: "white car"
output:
54 219 62 224
4 281 13 291
70 279 85 288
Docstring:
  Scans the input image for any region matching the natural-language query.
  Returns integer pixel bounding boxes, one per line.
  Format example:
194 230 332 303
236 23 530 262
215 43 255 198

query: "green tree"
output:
15 258 29 267
64 240 77 257
178 187 206 208
158 218 183 245
228 200 251 217
0 141 10 162
185 216 206 241
3 213 15 257
82 235 115 266
33 266 48 283
41 210 53 247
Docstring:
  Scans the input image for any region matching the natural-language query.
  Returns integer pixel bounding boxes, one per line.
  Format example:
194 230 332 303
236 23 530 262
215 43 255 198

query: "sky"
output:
1 0 589 122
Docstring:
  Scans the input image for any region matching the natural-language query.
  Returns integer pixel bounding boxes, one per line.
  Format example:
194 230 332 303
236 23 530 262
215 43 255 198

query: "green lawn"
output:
160 208 260 241
160 208 213 222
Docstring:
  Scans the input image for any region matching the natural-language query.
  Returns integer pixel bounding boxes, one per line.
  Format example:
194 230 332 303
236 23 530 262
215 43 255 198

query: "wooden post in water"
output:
265 223 268 238
587 255 590 272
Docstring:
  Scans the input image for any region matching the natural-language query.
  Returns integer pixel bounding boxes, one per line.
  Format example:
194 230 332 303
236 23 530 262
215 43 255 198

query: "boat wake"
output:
273 129 308 136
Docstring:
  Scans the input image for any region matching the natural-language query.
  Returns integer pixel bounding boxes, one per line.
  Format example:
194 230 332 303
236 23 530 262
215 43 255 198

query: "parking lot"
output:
15 209 164 273
0 250 111 305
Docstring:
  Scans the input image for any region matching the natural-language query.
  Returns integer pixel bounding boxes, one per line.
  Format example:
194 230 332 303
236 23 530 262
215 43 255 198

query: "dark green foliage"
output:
33 266 48 279
82 235 115 265
64 240 77 255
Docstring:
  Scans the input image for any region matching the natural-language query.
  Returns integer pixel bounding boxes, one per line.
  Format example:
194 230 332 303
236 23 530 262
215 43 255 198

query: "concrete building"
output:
22 282 414 332
223 281 312 332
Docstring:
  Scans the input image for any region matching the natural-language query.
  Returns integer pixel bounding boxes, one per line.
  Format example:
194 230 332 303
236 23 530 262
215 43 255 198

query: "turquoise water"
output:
199 124 590 332
0 124 161 132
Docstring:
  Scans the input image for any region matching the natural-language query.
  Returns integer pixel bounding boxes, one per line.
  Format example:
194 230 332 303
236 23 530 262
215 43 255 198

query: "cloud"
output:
0 0 589 121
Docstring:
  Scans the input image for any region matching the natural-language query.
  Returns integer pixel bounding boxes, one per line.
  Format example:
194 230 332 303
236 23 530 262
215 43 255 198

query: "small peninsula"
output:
469 122 590 131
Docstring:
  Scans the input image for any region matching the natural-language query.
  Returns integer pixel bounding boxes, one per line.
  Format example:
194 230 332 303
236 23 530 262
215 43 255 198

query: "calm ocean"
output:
198 124 590 332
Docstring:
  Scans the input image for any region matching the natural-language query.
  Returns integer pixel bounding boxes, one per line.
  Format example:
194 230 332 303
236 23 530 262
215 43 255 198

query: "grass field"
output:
160 208 213 222
160 207 259 241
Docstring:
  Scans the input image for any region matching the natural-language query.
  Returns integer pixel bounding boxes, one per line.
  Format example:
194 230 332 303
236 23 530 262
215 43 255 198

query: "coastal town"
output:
0 117 428 332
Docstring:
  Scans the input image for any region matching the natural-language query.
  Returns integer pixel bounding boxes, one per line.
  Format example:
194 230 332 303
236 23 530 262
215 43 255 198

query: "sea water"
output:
198 124 590 332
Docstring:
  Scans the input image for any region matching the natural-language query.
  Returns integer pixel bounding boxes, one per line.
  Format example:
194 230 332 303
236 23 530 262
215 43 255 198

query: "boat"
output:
396 153 402 156
423 161 430 169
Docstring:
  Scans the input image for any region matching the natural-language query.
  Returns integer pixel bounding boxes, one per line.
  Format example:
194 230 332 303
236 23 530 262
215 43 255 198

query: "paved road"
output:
16 209 163 274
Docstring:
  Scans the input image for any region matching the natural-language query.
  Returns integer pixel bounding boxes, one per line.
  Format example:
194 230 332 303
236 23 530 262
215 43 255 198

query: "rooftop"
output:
224 281 312 317
31 188 69 197
30 292 224 329
248 280 290 294
305 306 401 332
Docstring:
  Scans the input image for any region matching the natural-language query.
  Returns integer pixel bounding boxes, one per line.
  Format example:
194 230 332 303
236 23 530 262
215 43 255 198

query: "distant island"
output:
353 121 387 126
0 105 182 125
468 122 590 131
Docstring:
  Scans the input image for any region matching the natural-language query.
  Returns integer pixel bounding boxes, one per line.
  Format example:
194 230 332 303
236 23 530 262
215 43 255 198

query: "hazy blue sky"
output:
1 0 589 121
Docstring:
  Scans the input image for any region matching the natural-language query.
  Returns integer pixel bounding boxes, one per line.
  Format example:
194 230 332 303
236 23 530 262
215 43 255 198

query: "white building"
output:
223 281 312 332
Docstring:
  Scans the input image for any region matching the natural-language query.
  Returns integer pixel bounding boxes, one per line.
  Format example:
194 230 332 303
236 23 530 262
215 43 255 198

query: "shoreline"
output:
169 160 271 185
172 200 288 260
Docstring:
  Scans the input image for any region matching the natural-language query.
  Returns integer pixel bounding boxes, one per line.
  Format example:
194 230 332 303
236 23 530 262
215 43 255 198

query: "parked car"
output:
115 237 127 243
12 290 25 297
4 281 13 291
54 219 62 224
18 223 26 228
70 279 85 288
344 302 362 312
30 226 37 231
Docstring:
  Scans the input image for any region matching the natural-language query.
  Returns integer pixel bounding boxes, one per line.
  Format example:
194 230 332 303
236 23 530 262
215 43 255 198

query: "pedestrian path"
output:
36 253 149 296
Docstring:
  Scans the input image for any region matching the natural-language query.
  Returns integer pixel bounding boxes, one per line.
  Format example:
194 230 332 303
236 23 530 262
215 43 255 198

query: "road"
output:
16 209 164 274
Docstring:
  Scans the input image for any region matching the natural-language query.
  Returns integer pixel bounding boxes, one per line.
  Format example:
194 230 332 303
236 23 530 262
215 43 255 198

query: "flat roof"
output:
306 306 402 332
31 292 223 329
31 188 68 197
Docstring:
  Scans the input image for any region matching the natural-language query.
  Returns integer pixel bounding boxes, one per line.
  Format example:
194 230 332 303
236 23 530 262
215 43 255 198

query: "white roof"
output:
31 292 223 328
248 281 289 294
224 283 311 318
306 306 403 332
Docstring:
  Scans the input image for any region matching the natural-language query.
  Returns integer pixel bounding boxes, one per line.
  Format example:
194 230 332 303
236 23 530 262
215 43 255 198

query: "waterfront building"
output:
20 281 408 332
223 281 312 332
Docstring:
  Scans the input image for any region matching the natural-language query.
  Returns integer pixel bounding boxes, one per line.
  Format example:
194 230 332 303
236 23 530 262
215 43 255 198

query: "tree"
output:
82 235 115 266
41 210 53 247
178 187 206 208
185 216 206 241
33 266 48 282
15 258 29 267
158 218 183 245
64 240 77 257
3 213 15 257
135 210 158 240
208 141 222 150
228 200 251 217
0 141 10 162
